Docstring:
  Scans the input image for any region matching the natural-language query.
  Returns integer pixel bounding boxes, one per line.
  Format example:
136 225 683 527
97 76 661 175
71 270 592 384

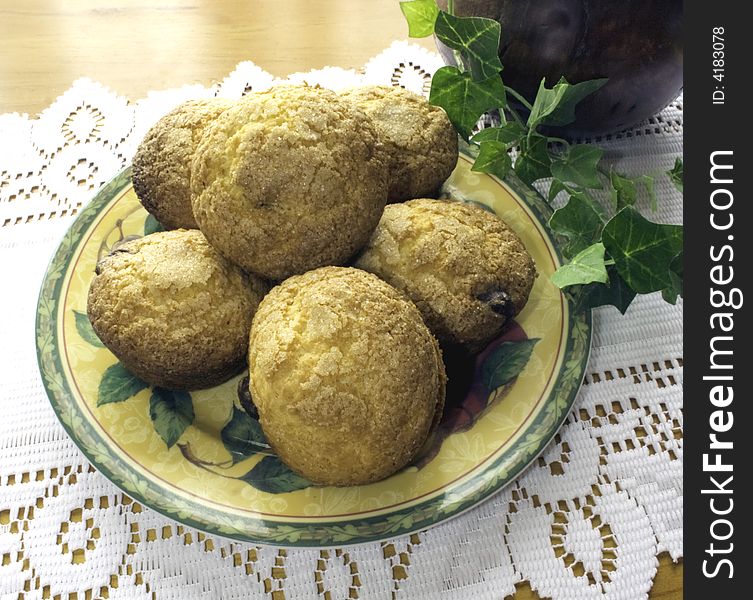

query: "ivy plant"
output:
401 0 683 312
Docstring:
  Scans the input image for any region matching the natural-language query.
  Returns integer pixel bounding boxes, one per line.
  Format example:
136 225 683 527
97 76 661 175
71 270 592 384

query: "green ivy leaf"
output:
548 179 566 202
97 363 148 406
143 214 164 236
515 133 551 185
239 456 311 494
429 66 507 139
434 12 503 81
549 193 605 258
471 141 512 179
637 175 657 212
667 158 683 193
481 338 540 391
602 206 683 294
608 170 637 209
471 122 526 145
74 310 104 348
550 145 603 189
609 171 656 211
221 406 269 464
574 265 637 314
399 0 439 38
527 77 608 130
149 388 194 448
551 243 609 288
662 252 683 304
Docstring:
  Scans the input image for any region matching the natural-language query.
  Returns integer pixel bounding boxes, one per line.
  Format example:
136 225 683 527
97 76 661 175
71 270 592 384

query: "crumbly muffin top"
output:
132 98 235 229
88 229 266 389
191 85 388 280
354 199 537 349
341 85 458 201
248 266 445 485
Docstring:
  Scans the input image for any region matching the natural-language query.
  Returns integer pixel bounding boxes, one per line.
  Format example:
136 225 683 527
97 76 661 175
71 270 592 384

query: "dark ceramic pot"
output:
436 0 683 136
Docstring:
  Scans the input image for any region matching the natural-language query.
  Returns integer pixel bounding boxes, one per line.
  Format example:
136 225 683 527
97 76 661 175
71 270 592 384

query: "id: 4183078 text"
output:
712 26 726 105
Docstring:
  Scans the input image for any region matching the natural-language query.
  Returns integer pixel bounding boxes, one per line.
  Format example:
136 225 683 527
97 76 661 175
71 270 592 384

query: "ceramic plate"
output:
36 151 591 546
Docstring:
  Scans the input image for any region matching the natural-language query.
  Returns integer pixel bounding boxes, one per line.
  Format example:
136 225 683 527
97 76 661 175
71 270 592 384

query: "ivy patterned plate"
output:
36 151 591 546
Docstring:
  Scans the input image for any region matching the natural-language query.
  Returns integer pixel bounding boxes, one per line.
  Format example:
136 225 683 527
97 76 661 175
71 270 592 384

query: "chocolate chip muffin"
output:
248 266 446 486
132 99 235 229
341 85 458 202
190 85 389 280
354 199 537 351
87 229 267 390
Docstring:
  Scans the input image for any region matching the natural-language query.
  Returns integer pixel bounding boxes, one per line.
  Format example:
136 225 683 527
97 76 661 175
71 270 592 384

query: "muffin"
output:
88 229 267 390
354 199 537 351
132 99 235 230
248 267 446 486
190 85 389 280
341 85 458 202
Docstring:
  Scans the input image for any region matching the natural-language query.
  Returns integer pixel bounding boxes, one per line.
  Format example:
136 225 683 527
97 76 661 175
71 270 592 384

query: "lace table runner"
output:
0 42 682 599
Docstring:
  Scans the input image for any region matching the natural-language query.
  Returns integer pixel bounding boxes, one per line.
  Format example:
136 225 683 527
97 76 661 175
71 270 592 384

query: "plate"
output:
36 151 591 546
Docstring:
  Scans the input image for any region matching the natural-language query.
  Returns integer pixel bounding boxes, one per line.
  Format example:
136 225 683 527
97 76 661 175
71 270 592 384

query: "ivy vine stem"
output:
506 104 526 128
505 86 533 111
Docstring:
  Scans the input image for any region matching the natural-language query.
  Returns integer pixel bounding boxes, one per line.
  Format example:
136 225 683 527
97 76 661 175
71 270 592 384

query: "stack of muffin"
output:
87 85 536 486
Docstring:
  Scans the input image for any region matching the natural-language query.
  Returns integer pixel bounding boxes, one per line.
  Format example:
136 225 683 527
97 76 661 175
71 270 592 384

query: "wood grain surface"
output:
0 0 436 114
0 1 682 598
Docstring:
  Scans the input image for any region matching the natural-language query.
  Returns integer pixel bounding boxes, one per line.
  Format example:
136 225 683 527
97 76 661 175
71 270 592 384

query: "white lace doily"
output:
0 41 682 599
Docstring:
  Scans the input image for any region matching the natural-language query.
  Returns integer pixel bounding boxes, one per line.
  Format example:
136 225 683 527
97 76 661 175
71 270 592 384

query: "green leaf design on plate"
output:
399 0 439 38
239 456 311 494
527 77 608 129
551 243 609 288
429 66 507 139
73 310 104 347
221 406 269 463
434 12 503 81
97 362 148 406
549 194 605 258
602 206 683 294
149 388 194 448
481 338 540 391
515 134 552 185
667 157 683 193
472 141 512 179
471 122 526 146
143 214 164 236
550 145 603 189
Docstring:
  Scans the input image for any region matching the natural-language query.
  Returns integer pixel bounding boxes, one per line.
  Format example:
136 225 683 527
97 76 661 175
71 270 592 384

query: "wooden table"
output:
0 1 682 598
0 0 438 115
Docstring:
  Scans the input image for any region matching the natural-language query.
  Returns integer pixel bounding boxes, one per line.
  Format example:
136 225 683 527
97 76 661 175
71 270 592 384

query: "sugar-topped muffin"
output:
355 199 537 351
248 266 446 486
87 229 267 390
132 99 235 229
341 85 458 202
190 85 389 280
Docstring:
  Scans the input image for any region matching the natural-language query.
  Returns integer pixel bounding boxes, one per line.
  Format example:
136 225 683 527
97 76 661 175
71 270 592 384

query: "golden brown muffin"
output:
190 85 389 281
248 266 446 486
354 199 537 351
88 229 267 390
132 98 235 229
341 85 458 202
